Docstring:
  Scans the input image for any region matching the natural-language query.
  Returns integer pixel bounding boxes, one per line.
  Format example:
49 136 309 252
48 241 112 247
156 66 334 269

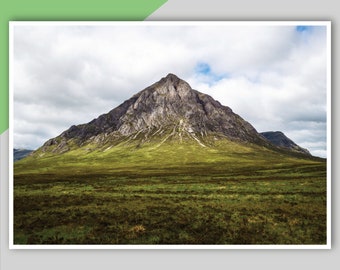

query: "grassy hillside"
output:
15 135 321 175
14 138 327 245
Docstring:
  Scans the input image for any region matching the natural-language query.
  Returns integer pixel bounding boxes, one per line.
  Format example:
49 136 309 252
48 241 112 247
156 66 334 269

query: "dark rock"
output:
261 131 311 155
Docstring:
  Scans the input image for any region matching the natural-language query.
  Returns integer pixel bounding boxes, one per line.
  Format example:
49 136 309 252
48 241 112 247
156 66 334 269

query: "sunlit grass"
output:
14 139 327 245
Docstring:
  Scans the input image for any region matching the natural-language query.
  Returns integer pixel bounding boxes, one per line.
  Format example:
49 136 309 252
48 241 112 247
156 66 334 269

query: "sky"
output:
12 22 329 157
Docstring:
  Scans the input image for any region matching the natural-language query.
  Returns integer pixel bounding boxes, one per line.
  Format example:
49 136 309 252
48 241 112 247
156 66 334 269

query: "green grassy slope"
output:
15 134 321 175
13 138 327 245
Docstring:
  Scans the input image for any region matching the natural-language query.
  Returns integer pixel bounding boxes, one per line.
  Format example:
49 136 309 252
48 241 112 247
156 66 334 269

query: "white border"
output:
9 21 331 250
9 21 14 249
9 21 331 26
326 22 332 248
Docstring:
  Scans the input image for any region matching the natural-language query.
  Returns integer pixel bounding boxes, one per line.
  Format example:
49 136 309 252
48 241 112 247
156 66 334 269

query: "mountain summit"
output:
42 73 270 154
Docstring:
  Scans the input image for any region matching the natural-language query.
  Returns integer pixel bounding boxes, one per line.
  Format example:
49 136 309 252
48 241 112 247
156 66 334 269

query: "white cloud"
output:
12 23 328 157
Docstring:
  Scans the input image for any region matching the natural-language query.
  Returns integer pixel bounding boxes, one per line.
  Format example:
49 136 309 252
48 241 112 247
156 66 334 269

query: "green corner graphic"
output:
0 0 167 135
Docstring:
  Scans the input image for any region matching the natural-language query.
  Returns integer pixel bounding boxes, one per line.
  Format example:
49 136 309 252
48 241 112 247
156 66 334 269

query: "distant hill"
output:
14 149 33 161
260 131 311 155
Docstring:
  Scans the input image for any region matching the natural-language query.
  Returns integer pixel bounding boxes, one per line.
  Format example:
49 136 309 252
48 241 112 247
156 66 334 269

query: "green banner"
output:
0 0 167 134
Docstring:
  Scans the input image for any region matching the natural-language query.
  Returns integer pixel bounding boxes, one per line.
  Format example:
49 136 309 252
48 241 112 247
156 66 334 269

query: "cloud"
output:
12 23 329 157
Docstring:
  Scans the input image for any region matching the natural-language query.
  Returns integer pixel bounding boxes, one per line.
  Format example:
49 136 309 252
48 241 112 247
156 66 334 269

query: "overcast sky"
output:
12 22 329 157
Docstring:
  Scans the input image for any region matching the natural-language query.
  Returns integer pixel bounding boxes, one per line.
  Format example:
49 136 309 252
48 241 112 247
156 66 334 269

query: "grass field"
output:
13 139 327 245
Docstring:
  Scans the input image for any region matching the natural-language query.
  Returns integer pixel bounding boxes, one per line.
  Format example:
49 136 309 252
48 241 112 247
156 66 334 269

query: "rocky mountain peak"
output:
149 73 193 100
42 74 270 152
164 73 181 83
160 73 187 88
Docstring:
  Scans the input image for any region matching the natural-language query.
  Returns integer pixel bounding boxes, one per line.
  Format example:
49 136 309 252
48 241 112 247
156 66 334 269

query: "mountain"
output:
38 73 274 155
260 131 311 155
13 148 33 161
28 73 315 161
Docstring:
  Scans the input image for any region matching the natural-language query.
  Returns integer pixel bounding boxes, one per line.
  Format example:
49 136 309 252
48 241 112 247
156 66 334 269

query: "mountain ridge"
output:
13 148 33 161
260 131 311 155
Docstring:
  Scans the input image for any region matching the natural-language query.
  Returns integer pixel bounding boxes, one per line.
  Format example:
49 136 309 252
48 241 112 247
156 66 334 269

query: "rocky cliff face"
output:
42 73 269 153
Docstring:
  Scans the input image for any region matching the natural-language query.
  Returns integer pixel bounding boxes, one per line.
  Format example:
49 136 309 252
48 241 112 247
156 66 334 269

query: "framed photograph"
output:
9 21 331 249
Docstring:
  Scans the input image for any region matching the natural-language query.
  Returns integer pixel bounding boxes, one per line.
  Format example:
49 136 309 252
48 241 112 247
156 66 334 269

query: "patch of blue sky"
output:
194 62 227 85
296 25 313 32
195 62 211 75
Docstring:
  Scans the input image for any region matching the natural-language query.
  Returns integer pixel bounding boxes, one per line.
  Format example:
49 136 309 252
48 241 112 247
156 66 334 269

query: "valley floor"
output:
13 161 327 245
